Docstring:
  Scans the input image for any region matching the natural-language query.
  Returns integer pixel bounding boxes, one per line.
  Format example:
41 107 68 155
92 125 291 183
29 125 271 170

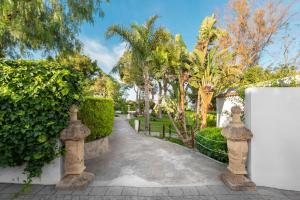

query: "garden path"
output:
86 115 226 187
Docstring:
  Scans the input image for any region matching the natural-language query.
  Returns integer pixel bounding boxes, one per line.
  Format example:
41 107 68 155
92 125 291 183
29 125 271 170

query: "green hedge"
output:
79 97 114 142
195 127 228 163
0 59 83 181
167 137 184 146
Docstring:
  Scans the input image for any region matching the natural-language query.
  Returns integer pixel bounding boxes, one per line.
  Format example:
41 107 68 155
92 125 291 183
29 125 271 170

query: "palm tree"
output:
151 30 173 118
106 15 168 130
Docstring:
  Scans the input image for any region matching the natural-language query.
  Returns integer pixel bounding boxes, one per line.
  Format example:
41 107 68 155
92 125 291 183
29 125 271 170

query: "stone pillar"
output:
221 106 256 191
56 105 94 190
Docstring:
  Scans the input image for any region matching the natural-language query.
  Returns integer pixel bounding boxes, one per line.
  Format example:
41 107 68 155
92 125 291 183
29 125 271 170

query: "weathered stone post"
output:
56 105 94 190
221 106 256 191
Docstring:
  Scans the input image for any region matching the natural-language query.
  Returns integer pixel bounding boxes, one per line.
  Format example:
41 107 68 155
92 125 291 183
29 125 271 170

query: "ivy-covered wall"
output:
0 60 83 182
79 97 114 142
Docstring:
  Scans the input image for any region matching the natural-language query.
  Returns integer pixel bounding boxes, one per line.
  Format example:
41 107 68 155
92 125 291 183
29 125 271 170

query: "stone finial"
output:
231 106 241 123
222 106 252 141
60 105 90 141
70 105 78 122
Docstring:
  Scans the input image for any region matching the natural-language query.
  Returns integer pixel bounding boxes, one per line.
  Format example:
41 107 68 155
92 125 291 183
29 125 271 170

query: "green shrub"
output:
0 59 83 182
79 97 114 142
185 111 216 127
195 127 228 163
206 113 217 127
167 137 184 146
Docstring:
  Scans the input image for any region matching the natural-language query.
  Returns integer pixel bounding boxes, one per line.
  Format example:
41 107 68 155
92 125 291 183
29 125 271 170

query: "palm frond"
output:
105 25 135 44
145 15 159 34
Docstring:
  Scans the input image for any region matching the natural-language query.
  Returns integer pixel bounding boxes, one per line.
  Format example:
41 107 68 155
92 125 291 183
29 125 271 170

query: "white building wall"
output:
216 95 243 127
245 87 300 191
0 157 63 185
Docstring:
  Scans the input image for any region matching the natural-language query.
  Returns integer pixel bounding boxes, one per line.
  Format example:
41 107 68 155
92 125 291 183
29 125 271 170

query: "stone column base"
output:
221 170 256 191
56 171 94 190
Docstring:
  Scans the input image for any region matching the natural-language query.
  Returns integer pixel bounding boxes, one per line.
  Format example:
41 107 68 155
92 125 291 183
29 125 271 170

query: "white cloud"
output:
81 38 127 73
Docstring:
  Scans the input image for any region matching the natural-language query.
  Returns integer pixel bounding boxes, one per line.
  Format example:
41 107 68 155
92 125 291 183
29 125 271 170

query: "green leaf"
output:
33 152 43 160
37 135 47 143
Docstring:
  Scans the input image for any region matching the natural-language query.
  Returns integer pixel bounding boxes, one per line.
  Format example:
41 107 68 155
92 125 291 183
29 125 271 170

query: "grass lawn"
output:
129 115 176 132
128 112 220 152
129 112 216 133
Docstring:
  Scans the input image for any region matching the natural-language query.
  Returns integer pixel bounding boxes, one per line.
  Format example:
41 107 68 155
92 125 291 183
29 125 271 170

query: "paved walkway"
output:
1 116 299 199
86 116 225 187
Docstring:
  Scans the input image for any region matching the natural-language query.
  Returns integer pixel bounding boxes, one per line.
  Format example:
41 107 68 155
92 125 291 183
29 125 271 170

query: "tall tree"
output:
106 15 169 130
190 15 239 128
151 30 173 118
0 0 108 57
223 0 291 69
56 53 100 78
160 34 195 147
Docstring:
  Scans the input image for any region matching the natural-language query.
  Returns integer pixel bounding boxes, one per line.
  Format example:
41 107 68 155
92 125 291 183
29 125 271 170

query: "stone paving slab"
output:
0 185 299 200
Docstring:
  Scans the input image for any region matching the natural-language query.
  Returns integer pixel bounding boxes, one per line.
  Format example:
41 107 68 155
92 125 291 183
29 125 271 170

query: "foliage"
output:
0 0 108 57
0 59 83 182
206 113 217 127
158 34 198 147
190 14 239 129
167 137 184 146
129 111 215 134
238 66 271 86
223 0 291 69
195 128 228 163
112 51 144 114
56 53 101 79
87 75 117 97
184 111 216 127
79 97 114 142
129 115 174 132
112 51 144 87
236 65 299 99
87 74 126 114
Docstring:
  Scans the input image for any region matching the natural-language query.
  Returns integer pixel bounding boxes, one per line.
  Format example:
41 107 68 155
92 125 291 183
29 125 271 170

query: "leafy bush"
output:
206 113 217 127
185 111 217 127
167 137 184 146
0 59 83 182
195 127 228 163
79 97 114 142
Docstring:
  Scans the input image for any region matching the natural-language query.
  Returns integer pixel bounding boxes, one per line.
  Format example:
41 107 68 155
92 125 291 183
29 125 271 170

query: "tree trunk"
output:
177 73 189 143
143 67 150 131
195 88 201 130
138 88 141 115
157 81 163 119
166 112 192 148
135 86 140 114
163 78 168 97
200 88 213 129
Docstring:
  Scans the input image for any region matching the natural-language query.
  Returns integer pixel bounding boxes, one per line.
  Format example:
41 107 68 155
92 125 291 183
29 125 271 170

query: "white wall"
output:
0 157 63 185
245 88 300 191
216 95 243 127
